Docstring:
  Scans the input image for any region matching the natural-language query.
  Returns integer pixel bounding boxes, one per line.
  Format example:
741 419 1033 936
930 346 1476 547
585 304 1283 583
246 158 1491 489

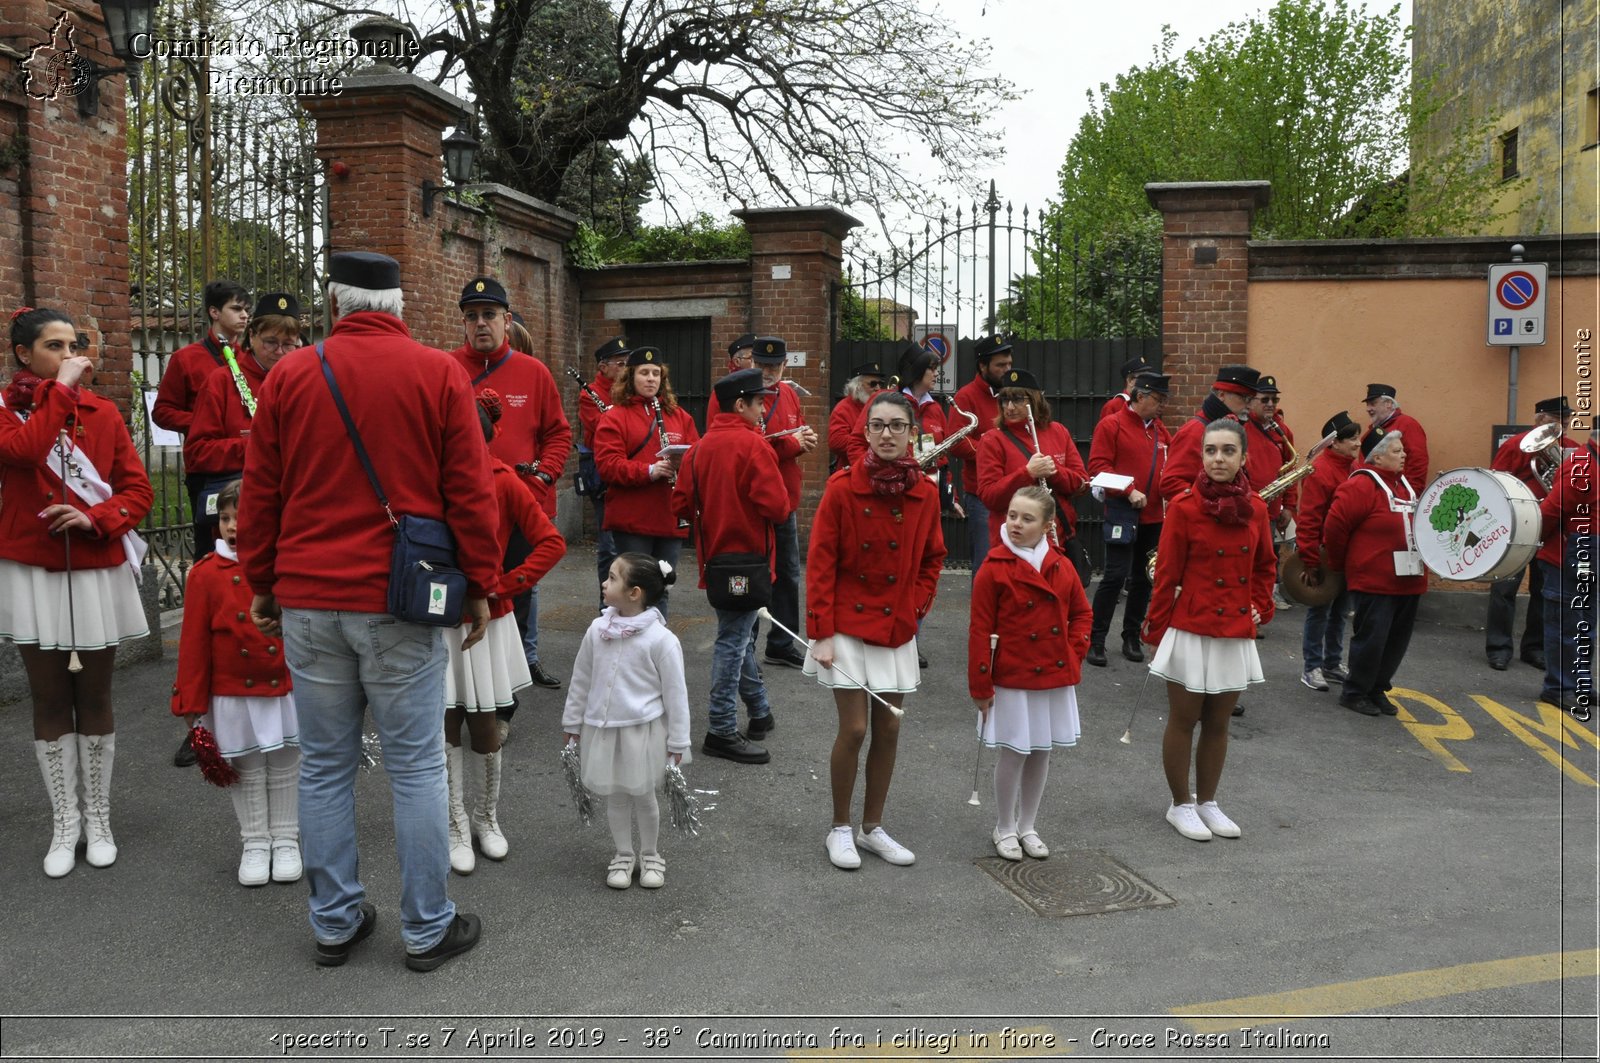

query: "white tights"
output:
993 748 1051 836
607 792 660 857
231 746 299 774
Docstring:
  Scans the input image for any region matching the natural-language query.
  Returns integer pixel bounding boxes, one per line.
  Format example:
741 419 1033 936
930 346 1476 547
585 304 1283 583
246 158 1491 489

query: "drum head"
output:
1281 547 1344 606
1415 468 1542 581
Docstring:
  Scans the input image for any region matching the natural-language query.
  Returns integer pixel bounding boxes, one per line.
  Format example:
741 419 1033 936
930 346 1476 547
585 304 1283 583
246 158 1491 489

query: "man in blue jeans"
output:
1536 432 1598 719
240 252 501 971
672 368 791 764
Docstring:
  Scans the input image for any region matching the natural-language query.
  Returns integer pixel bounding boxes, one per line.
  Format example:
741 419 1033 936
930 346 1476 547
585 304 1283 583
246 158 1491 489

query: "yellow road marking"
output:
789 1025 1066 1058
1393 687 1474 772
1471 695 1599 787
1172 948 1600 1034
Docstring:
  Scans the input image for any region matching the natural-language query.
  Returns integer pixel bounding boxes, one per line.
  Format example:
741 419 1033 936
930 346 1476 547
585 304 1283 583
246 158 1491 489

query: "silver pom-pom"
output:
360 730 382 772
561 740 595 826
665 763 715 838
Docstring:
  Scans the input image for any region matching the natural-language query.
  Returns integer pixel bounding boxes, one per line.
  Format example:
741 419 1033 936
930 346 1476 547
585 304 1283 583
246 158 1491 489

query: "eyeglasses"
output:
1000 396 1030 407
731 353 755 366
253 336 297 352
462 309 502 323
863 379 884 390
866 420 913 435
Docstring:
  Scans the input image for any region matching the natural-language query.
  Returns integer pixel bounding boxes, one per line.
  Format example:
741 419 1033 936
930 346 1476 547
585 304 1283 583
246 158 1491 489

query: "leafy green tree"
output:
1431 484 1481 532
569 214 751 267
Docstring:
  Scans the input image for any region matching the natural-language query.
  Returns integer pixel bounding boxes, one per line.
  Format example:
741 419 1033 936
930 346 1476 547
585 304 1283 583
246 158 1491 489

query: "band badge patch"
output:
474 281 486 292
276 297 288 310
730 575 749 596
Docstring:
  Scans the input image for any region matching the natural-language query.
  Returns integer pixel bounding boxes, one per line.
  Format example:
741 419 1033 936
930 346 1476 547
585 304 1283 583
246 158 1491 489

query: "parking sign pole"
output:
1505 244 1523 424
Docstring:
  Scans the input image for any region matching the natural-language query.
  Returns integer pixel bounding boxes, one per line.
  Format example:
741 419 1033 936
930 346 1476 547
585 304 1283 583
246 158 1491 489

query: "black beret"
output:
1534 396 1574 416
252 292 300 319
974 335 1014 361
593 336 629 361
1364 382 1397 402
999 368 1041 392
626 345 662 367
329 251 400 290
714 367 772 406
459 276 509 309
1360 426 1387 459
727 333 757 355
1322 410 1359 439
752 336 787 365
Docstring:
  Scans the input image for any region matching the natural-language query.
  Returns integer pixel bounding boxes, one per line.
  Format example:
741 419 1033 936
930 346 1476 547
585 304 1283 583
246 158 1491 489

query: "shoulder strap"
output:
317 343 397 526
473 349 514 386
626 406 658 461
1001 426 1034 463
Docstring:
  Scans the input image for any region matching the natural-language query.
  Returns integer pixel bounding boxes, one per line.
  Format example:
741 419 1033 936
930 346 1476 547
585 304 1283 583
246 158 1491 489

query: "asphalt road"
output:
1 546 1595 1062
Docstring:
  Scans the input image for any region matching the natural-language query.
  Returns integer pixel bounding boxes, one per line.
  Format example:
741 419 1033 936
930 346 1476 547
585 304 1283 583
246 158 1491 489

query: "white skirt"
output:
581 717 668 797
1148 628 1264 694
206 693 300 758
978 685 1081 753
801 632 921 693
443 613 532 711
0 559 148 650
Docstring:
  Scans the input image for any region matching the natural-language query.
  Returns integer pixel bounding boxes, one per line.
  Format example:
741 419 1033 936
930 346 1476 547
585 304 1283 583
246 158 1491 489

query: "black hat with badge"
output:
713 367 773 406
752 336 787 365
1120 357 1154 378
974 335 1013 361
850 359 884 379
1322 410 1360 440
252 292 300 320
728 333 757 356
1253 374 1281 395
626 345 663 367
1132 371 1171 396
1534 395 1574 416
999 367 1041 392
329 251 401 290
593 336 629 361
1214 365 1260 396
1360 426 1388 459
458 276 509 309
1364 382 1398 402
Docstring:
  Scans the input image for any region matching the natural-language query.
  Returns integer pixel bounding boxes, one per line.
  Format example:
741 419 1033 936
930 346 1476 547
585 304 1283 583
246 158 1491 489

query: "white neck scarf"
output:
599 605 661 641
1001 524 1050 571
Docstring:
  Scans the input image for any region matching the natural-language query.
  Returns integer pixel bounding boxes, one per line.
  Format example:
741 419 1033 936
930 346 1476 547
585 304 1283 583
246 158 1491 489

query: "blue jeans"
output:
765 512 801 654
578 450 617 589
282 608 455 953
1539 539 1596 712
963 491 990 574
710 607 770 737
1301 588 1351 671
611 532 683 618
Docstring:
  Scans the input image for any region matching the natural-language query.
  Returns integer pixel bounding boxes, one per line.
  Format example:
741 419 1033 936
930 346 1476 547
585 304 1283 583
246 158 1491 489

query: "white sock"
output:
1017 751 1051 837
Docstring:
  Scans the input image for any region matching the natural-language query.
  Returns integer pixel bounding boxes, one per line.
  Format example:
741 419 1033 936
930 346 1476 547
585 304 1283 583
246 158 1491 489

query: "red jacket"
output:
846 390 950 468
151 333 229 435
671 412 791 587
1322 467 1428 595
1143 485 1277 645
968 541 1092 698
0 381 152 572
805 462 947 646
576 369 612 449
449 342 572 517
185 353 268 475
1493 427 1579 499
945 376 991 487
1537 441 1598 566
239 312 501 610
708 382 808 510
170 549 292 714
1294 449 1354 569
1244 414 1296 518
489 461 567 619
828 395 866 470
593 396 700 538
1100 392 1132 421
1357 410 1430 495
976 420 1087 546
1088 404 1171 525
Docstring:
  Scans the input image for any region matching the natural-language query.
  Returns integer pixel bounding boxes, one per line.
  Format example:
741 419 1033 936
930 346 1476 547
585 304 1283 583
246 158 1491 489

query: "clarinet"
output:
565 366 612 412
653 396 691 529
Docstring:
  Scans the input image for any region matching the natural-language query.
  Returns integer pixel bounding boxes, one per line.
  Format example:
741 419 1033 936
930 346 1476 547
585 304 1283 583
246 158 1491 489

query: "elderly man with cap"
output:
1534 419 1597 718
1293 411 1361 691
953 335 1015 573
1159 365 1259 502
575 337 630 593
240 251 497 972
1359 383 1430 494
726 332 758 373
672 368 790 763
707 335 818 669
450 276 573 719
829 358 885 472
1085 371 1172 666
1100 357 1156 421
1485 396 1579 671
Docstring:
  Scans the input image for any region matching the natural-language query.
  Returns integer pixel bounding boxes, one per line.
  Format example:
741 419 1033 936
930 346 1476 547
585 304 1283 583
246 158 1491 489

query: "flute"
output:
1024 404 1062 548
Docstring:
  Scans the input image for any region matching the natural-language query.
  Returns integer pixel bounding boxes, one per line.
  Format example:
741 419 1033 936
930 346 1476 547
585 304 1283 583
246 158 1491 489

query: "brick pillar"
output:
1 1 132 412
733 206 861 530
1146 181 1271 426
300 73 468 345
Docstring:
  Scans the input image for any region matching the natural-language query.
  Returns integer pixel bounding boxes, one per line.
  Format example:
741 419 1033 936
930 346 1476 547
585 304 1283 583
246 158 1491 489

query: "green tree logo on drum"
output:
1430 483 1482 548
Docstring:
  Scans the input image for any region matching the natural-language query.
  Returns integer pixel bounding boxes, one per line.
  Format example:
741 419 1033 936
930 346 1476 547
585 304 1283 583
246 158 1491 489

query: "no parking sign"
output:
1487 262 1547 346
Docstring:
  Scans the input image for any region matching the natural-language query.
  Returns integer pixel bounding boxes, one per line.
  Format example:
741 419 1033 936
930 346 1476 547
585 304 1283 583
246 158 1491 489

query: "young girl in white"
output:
968 486 1092 860
562 553 691 889
170 479 301 886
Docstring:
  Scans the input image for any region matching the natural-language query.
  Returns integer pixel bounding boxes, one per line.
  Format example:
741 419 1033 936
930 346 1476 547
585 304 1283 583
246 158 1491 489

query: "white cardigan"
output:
560 614 691 754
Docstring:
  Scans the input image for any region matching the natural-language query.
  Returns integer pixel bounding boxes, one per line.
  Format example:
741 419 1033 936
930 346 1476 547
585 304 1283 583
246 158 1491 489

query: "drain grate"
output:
975 849 1176 917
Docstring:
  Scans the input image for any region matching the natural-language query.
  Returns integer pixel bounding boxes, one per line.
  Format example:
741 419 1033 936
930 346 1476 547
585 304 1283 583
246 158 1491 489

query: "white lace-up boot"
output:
35 735 81 878
78 733 118 867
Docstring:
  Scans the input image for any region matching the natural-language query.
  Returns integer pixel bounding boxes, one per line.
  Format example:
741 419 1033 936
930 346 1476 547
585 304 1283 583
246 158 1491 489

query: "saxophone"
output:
915 403 980 470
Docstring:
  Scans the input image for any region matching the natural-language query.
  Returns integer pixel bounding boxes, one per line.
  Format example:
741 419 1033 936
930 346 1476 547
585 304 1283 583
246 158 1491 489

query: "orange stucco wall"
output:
1248 275 1599 478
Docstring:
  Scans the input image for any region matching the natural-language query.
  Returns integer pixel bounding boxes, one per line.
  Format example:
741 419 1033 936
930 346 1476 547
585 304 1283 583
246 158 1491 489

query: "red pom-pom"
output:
477 387 504 423
190 724 240 788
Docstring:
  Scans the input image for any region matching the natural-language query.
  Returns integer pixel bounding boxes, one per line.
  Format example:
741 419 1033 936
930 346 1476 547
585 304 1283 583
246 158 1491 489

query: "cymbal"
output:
1280 545 1344 607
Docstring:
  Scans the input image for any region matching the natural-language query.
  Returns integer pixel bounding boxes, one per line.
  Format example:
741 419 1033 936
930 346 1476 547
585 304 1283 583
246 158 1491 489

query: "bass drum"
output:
1414 468 1542 582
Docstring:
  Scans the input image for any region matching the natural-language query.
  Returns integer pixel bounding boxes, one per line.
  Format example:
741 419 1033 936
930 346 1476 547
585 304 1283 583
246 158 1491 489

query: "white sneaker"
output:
825 826 861 869
1196 801 1242 838
1166 802 1213 842
270 840 303 883
606 852 635 889
856 826 915 866
238 842 272 887
1301 667 1328 691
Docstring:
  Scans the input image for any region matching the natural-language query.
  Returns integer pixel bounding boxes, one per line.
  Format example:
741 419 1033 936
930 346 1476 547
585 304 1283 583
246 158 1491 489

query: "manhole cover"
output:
975 849 1175 917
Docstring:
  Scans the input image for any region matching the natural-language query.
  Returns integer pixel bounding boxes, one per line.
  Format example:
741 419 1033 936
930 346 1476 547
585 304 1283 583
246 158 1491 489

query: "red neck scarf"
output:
862 449 924 497
1195 470 1253 525
2 367 46 414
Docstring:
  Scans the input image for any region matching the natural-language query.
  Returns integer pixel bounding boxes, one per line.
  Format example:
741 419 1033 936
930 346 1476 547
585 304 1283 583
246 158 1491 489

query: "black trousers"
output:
185 471 216 562
1091 521 1161 644
1344 591 1421 700
501 526 536 722
1485 561 1544 660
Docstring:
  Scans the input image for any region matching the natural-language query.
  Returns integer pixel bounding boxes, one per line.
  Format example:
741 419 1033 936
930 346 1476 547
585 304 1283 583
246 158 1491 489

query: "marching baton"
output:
58 431 82 673
756 608 903 717
1119 663 1155 745
969 633 999 806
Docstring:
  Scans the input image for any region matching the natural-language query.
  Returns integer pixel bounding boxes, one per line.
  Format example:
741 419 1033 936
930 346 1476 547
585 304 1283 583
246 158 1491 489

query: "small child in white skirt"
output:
968 487 1092 860
170 480 301 886
561 553 690 889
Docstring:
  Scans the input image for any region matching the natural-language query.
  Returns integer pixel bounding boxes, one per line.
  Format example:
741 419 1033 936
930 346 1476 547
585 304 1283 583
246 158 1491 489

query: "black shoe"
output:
528 663 561 689
174 733 197 768
1120 635 1145 663
918 653 929 669
1488 655 1510 671
763 645 806 669
1522 651 1547 670
746 712 776 740
405 912 482 972
1370 692 1399 716
701 731 770 764
315 902 377 967
1231 701 1245 717
1340 693 1380 716
1086 643 1108 667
